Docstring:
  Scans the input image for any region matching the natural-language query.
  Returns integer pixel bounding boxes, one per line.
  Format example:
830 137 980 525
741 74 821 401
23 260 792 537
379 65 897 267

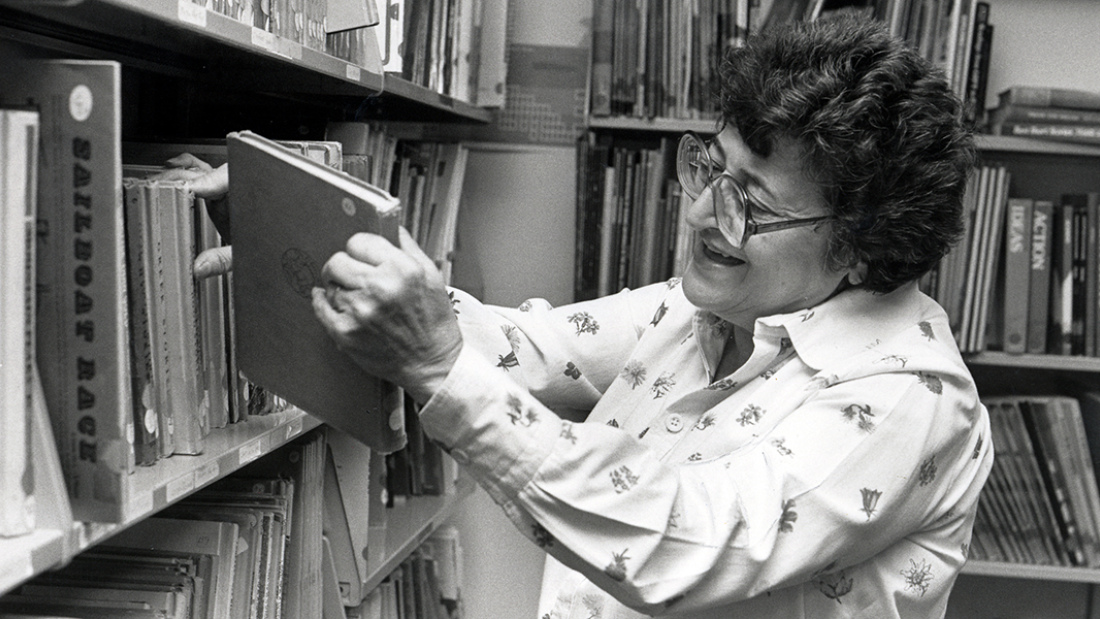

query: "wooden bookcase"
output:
0 0 482 606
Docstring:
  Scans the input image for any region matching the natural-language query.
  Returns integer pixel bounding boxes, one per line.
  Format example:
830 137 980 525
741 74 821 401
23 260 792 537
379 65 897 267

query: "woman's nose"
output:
682 185 717 232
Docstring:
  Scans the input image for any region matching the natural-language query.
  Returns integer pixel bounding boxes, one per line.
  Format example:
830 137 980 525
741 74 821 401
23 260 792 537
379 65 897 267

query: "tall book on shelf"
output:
1001 197 1033 353
0 108 39 537
5 59 133 522
1026 199 1054 354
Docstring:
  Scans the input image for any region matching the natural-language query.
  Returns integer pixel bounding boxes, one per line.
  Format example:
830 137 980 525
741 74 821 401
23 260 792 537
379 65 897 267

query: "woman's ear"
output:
847 262 869 286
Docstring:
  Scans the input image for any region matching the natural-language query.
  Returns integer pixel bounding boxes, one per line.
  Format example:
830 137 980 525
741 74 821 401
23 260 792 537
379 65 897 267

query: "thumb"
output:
194 246 233 280
398 226 440 273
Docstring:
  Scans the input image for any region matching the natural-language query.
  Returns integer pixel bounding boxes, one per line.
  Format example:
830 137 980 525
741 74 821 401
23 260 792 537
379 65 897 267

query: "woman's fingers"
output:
166 153 214 172
193 246 233 280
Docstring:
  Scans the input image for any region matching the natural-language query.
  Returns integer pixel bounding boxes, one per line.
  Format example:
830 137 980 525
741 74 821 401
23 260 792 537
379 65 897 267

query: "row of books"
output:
971 394 1100 568
588 0 749 120
993 193 1100 358
193 0 369 54
928 164 1010 354
588 0 994 127
384 0 509 107
574 132 693 301
926 165 1100 357
188 0 380 65
986 85 1100 148
353 528 465 619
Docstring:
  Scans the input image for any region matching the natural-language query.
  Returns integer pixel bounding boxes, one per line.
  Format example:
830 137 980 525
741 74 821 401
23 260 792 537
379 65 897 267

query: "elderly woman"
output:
188 16 991 619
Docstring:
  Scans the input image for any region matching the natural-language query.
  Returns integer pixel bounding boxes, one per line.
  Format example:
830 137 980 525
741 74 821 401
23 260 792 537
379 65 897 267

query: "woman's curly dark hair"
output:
718 17 976 294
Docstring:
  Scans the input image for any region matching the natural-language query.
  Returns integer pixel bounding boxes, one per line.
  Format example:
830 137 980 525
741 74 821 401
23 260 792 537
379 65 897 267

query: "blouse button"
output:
665 414 684 433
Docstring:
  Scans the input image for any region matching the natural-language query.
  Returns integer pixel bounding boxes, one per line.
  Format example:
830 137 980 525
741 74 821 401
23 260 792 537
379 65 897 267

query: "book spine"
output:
993 121 1100 145
1089 194 1100 357
1051 203 1076 355
962 1 989 126
1000 86 1100 112
1001 198 1033 354
589 0 615 116
122 179 160 465
1026 200 1054 354
992 105 1100 126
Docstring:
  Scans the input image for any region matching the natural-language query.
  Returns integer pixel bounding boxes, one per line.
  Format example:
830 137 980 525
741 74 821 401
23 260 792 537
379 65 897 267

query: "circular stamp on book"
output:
281 247 320 298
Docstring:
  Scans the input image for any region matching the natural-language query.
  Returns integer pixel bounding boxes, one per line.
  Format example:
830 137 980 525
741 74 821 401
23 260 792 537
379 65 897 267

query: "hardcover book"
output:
7 59 133 522
0 108 39 537
998 86 1100 111
227 130 406 453
1026 200 1054 354
1001 197 1033 354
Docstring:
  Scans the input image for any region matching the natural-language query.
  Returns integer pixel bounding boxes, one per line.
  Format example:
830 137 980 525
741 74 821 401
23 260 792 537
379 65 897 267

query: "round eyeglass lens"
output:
676 134 712 199
712 175 748 246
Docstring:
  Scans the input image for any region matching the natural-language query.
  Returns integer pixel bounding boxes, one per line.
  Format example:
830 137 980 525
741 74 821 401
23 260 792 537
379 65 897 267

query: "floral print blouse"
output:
417 278 993 618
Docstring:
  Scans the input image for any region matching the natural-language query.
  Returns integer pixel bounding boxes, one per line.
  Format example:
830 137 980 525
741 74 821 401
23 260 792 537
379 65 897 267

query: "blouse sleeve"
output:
446 283 672 414
416 337 991 614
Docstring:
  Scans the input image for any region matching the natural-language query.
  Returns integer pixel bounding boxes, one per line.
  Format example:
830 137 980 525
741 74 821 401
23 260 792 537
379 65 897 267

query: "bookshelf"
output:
0 407 321 597
0 0 488 611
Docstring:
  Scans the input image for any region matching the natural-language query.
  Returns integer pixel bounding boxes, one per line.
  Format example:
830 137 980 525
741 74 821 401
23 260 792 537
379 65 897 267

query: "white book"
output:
0 108 39 538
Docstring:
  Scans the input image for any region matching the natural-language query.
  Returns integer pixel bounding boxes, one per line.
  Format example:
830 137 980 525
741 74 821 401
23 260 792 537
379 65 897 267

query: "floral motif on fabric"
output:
564 361 581 379
506 394 538 427
901 558 934 596
737 404 764 426
531 522 555 547
860 488 882 520
650 372 676 399
814 570 853 603
621 361 647 389
841 403 875 432
918 455 937 486
779 499 798 532
651 302 669 326
610 466 639 493
917 372 943 394
567 311 600 335
497 351 519 371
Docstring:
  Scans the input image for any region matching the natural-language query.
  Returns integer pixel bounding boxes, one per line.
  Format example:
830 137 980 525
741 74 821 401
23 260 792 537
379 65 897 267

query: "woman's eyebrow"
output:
710 140 777 202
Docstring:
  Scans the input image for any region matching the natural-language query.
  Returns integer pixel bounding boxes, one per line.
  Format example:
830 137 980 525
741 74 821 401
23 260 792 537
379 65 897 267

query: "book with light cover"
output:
227 130 406 453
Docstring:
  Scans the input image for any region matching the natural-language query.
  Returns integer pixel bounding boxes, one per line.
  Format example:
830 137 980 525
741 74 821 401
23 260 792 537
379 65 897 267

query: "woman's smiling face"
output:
681 126 860 329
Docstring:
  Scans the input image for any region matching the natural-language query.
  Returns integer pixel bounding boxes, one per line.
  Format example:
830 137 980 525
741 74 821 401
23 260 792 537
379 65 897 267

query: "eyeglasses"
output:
675 131 832 248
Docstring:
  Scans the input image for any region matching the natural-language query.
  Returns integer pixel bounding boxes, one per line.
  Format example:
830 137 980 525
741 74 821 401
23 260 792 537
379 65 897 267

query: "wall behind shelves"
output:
444 0 593 617
983 0 1100 112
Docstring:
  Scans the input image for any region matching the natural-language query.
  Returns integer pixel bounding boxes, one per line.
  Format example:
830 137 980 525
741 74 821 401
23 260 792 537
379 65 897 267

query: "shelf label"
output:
166 474 196 503
346 63 361 82
251 28 277 52
239 438 264 465
195 460 220 487
177 1 207 28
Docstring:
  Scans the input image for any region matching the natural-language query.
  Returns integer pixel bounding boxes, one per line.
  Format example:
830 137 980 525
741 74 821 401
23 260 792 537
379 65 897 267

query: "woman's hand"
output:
154 154 234 280
312 227 463 404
